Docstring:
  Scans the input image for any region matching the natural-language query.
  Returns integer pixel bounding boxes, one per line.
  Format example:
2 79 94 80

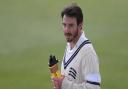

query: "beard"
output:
64 29 78 42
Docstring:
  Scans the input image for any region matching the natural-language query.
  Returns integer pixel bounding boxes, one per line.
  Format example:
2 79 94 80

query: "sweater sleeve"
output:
61 77 100 89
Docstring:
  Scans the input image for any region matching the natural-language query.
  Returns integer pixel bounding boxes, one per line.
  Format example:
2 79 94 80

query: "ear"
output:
78 22 83 30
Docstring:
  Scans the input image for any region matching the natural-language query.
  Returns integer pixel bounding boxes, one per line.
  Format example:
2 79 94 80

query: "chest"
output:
62 53 85 83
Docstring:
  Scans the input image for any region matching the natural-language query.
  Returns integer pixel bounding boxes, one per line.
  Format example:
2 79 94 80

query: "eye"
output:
69 24 74 28
62 23 66 27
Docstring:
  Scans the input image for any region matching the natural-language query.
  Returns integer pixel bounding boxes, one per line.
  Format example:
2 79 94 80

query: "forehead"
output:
62 15 77 24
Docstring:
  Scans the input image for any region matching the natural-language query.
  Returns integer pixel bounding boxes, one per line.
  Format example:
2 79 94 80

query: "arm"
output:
61 77 100 89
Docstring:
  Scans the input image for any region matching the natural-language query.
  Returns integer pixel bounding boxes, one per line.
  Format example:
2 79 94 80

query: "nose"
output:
64 26 70 33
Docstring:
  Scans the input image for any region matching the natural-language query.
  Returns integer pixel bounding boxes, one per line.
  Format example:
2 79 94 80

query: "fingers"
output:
52 78 60 89
51 76 65 89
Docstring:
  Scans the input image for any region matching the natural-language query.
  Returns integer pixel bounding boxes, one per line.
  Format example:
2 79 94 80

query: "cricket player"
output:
52 3 101 89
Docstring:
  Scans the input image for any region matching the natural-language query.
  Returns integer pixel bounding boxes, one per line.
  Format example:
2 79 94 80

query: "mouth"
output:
65 35 72 39
65 33 72 36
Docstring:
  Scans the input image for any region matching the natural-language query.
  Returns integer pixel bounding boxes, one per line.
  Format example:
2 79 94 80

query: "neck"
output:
70 31 82 50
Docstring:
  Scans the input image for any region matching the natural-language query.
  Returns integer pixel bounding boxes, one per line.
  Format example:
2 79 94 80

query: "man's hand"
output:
51 76 65 89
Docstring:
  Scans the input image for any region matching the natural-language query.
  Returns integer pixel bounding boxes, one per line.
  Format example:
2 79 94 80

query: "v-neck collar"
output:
63 40 91 69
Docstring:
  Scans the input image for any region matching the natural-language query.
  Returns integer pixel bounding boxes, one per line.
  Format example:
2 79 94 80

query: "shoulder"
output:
81 43 96 55
80 43 99 63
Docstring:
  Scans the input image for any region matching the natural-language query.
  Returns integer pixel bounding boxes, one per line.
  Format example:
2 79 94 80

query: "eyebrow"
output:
62 22 74 25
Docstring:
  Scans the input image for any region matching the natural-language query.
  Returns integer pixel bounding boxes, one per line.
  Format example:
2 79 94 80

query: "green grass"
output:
0 0 128 89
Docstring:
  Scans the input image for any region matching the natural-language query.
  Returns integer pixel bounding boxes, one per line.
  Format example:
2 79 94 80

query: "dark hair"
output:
61 3 83 25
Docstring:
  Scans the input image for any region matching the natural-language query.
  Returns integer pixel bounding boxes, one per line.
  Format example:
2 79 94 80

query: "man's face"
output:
62 15 81 42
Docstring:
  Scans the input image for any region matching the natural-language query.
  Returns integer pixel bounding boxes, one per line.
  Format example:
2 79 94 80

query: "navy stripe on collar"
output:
63 40 91 69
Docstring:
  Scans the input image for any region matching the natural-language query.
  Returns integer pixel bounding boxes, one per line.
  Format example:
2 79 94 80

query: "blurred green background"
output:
0 0 128 89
